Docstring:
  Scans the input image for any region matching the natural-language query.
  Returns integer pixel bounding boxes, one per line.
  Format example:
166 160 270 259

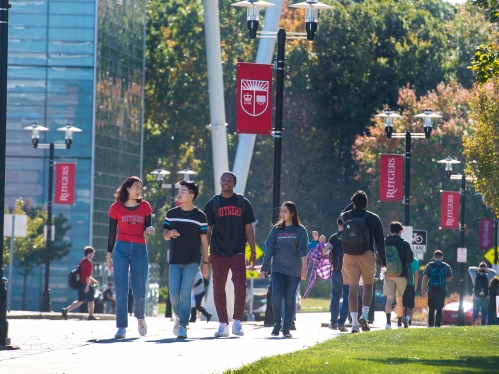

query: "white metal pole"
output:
203 0 230 193
233 0 285 194
8 215 14 311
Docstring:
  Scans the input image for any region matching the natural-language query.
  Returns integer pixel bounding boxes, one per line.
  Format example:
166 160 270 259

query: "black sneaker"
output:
271 324 281 336
87 315 100 321
290 321 296 331
206 313 212 323
328 323 338 330
61 308 68 320
338 324 347 332
359 317 370 332
282 329 292 338
402 317 409 328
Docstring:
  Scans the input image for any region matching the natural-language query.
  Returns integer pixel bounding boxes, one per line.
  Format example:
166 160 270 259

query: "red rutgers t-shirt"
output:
108 201 153 244
79 258 92 285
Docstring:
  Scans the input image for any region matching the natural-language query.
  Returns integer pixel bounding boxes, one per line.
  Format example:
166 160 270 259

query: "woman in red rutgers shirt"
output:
106 176 155 339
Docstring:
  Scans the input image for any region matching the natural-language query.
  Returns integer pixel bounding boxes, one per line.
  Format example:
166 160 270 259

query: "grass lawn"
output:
226 326 499 373
300 297 330 312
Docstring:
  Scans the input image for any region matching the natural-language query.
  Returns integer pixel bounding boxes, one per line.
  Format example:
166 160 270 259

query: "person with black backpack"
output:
421 250 452 327
340 190 386 333
382 222 414 330
468 261 496 325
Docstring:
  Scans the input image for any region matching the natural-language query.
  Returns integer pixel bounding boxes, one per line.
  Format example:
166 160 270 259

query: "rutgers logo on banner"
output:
440 191 460 229
379 154 403 202
479 218 494 249
236 62 273 135
55 163 76 205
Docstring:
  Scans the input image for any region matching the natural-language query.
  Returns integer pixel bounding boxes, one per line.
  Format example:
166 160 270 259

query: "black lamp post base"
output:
40 289 52 313
0 341 20 350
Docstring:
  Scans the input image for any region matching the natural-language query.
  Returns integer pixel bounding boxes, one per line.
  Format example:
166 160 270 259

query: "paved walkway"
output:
1 311 396 373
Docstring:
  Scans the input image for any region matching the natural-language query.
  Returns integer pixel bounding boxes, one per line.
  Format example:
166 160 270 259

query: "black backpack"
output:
474 272 489 299
340 211 371 255
212 193 245 223
68 265 81 290
329 233 344 272
428 262 446 289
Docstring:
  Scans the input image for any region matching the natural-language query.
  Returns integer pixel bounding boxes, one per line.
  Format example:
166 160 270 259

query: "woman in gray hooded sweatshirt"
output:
260 201 308 338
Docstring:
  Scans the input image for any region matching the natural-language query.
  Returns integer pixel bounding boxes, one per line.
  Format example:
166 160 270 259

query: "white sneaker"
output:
173 317 180 336
385 324 392 330
138 317 147 336
177 326 187 339
232 320 244 336
115 328 126 339
214 323 229 337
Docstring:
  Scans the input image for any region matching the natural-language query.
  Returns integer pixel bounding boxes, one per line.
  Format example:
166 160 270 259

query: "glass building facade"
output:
5 0 146 311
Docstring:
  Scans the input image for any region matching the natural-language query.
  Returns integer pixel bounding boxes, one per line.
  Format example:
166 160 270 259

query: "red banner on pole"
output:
55 163 76 205
441 191 460 229
236 62 273 135
479 218 494 249
379 154 403 202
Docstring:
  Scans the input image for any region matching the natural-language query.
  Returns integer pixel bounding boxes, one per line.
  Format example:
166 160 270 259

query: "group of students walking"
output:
64 171 499 339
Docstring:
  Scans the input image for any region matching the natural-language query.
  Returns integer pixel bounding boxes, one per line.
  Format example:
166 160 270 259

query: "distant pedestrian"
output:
107 176 154 339
340 191 386 333
261 202 308 338
62 246 99 320
164 180 209 339
487 276 499 325
204 171 256 338
403 257 420 326
382 222 414 329
421 250 452 328
103 281 115 314
190 269 212 323
469 261 496 325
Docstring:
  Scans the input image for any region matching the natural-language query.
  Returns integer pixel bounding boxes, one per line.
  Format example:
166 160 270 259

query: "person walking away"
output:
421 250 452 327
163 180 209 339
340 191 386 333
260 202 308 338
382 222 414 329
107 176 155 339
487 276 499 325
403 257 419 326
103 281 116 314
204 171 256 337
323 218 349 332
190 269 212 323
469 261 496 325
62 246 99 320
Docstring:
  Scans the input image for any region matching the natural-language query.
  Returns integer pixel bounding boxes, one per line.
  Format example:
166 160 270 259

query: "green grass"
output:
225 326 499 373
300 297 330 312
158 302 166 316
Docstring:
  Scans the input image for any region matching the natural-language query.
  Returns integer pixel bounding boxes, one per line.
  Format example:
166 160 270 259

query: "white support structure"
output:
203 0 230 193
233 0 285 194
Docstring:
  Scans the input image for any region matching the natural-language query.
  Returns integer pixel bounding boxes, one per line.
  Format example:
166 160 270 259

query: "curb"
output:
7 311 116 321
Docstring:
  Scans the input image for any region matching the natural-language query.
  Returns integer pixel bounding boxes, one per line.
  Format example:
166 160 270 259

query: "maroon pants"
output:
210 253 247 323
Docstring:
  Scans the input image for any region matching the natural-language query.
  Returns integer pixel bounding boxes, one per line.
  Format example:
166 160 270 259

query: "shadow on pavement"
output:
146 336 240 344
87 338 139 344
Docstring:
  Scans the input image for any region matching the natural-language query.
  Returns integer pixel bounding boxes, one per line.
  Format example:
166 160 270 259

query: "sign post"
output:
410 229 427 260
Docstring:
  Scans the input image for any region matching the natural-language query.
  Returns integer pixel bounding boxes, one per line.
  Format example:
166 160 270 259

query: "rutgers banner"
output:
236 62 273 135
441 191 460 229
479 218 494 249
55 163 76 205
379 154 403 202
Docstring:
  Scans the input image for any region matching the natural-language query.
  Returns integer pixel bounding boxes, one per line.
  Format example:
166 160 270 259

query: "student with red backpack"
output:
469 261 496 325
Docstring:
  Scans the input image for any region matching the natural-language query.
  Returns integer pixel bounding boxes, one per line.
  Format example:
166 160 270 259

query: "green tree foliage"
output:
351 82 489 291
464 76 499 217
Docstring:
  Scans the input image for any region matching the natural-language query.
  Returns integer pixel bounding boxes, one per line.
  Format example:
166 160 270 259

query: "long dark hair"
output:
276 201 301 229
114 176 143 203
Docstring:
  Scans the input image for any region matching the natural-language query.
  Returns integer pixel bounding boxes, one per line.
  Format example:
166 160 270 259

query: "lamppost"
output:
232 0 332 223
0 0 12 348
375 108 442 226
24 122 82 312
437 156 475 326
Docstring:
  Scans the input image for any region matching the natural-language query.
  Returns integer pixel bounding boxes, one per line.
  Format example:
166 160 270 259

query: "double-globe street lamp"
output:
437 156 475 326
375 108 442 226
24 122 82 312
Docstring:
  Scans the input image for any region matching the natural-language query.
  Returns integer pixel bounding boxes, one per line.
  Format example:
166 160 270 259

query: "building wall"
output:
5 0 146 311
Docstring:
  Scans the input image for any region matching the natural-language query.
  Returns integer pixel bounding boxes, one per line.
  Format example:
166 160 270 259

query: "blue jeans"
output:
330 270 350 325
113 241 149 328
169 262 199 327
472 298 489 324
272 272 301 331
281 284 299 322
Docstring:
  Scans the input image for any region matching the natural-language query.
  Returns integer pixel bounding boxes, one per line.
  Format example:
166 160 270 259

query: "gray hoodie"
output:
261 224 308 278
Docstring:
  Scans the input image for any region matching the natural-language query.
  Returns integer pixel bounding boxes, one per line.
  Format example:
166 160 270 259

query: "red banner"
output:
379 154 403 202
441 191 460 229
236 62 273 135
479 218 494 249
54 163 76 205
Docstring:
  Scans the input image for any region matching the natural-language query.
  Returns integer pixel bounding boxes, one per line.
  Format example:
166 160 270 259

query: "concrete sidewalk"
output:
0 311 405 373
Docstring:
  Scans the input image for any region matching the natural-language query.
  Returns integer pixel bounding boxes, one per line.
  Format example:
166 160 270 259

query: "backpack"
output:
329 233 344 272
340 211 371 255
474 272 489 299
428 262 446 289
212 193 245 223
68 265 81 290
384 242 402 278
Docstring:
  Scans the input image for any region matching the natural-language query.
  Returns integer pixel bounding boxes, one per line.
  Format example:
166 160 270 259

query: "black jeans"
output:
190 291 210 321
428 287 446 327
